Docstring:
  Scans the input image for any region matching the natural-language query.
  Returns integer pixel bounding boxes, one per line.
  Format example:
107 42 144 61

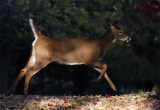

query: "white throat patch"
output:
113 39 117 43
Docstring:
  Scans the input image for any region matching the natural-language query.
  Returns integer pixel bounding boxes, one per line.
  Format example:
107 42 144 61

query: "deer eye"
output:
118 30 123 35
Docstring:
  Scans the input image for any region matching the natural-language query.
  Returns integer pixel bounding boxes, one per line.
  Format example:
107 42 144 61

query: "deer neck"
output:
100 30 116 52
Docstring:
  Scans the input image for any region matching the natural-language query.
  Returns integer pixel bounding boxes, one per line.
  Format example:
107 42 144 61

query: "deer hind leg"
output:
7 68 27 95
24 60 50 96
7 57 36 95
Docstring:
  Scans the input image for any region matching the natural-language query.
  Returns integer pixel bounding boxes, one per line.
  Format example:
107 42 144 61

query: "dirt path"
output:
0 93 160 110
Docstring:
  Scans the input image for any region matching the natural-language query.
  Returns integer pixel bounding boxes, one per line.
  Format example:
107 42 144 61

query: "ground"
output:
0 93 160 110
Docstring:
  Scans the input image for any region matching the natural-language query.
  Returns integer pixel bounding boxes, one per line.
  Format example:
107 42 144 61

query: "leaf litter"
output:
0 93 160 110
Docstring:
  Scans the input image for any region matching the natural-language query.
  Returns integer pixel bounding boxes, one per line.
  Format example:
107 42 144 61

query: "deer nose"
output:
126 36 131 42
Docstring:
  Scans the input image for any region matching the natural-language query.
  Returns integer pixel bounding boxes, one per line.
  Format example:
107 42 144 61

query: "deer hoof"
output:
6 88 15 96
24 90 28 97
92 79 101 83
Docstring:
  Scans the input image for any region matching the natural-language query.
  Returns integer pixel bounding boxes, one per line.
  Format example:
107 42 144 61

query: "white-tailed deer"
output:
7 18 131 96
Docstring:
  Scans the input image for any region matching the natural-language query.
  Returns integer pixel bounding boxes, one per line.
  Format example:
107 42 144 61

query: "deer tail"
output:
29 19 39 38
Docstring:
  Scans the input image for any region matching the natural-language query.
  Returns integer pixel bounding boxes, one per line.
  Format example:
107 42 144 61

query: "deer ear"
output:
106 18 112 27
114 20 118 26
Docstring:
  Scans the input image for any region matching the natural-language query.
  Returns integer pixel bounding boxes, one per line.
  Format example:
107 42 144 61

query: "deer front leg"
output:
104 72 117 91
90 62 107 82
93 66 117 92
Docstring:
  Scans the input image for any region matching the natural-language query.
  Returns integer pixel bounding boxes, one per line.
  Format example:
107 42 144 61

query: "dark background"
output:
0 0 160 95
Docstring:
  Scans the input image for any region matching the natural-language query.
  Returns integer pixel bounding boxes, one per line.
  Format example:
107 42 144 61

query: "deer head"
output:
106 18 131 42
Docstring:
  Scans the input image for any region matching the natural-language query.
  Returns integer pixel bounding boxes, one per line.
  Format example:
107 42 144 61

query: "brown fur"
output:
7 19 131 96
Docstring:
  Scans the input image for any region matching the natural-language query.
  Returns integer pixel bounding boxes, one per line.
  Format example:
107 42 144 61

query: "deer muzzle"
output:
126 36 131 42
